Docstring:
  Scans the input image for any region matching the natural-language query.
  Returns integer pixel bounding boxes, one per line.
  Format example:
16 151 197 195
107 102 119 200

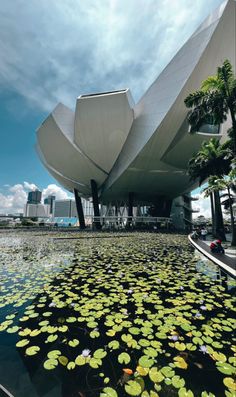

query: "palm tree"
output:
185 59 236 156
203 172 236 246
188 138 232 240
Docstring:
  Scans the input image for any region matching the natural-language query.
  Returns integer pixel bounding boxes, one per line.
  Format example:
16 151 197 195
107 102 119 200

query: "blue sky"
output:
0 0 223 214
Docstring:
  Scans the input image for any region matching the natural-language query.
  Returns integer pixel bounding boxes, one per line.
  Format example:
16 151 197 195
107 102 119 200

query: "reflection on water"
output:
0 232 235 397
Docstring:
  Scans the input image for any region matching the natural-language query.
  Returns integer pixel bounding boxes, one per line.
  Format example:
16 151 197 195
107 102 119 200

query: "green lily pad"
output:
16 339 29 348
223 377 236 391
108 340 120 350
125 380 142 396
47 350 61 359
143 347 158 358
100 387 118 397
46 334 58 343
25 346 40 356
139 356 154 368
7 326 19 333
68 339 79 347
44 358 58 370
90 357 102 368
178 387 194 397
172 375 185 389
216 362 235 375
94 349 107 359
75 355 86 366
67 361 76 370
149 367 164 383
90 330 100 338
118 352 131 364
160 366 175 378
58 356 68 366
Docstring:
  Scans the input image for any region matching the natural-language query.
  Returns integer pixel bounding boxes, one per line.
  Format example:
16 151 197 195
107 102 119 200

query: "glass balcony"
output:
198 123 220 134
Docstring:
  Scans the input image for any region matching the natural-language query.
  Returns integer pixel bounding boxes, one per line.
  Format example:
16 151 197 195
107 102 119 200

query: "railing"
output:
88 216 171 227
175 204 199 213
198 123 220 134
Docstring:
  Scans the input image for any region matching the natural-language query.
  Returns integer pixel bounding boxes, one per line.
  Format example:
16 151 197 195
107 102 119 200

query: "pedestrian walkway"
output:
188 235 236 278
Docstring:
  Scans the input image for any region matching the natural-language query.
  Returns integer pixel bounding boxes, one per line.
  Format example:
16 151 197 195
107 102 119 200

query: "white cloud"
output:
42 184 71 201
23 181 38 191
192 192 211 219
0 0 222 113
0 182 71 215
0 184 27 214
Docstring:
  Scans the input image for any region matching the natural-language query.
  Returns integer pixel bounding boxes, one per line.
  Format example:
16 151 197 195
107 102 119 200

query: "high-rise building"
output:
53 199 93 217
24 203 50 218
54 200 77 217
44 195 55 214
27 190 42 204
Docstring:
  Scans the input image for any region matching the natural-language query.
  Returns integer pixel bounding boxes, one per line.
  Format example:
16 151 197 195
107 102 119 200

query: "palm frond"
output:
201 76 221 92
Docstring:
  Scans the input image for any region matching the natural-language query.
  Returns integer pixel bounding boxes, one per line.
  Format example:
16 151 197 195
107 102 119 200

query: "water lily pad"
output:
47 350 61 359
149 367 164 383
174 356 188 369
16 339 29 348
108 340 120 350
7 326 19 333
125 380 142 396
67 361 76 370
178 387 194 397
58 356 68 366
136 366 149 376
144 347 158 358
118 352 130 364
75 355 86 366
172 375 185 389
44 358 58 370
160 366 175 378
100 387 118 397
46 334 58 343
90 330 100 338
25 346 40 356
223 377 236 391
90 357 102 368
68 339 79 347
216 362 235 375
94 349 107 359
139 356 154 368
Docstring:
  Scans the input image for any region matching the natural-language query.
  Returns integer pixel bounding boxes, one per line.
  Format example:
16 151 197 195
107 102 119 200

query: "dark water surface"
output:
0 231 235 397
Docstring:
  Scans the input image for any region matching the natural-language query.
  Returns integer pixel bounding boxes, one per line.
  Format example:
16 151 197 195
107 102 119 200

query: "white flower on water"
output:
49 302 56 307
82 349 91 357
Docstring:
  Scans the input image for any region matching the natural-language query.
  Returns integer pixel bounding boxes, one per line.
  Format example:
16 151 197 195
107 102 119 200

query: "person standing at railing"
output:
200 227 208 241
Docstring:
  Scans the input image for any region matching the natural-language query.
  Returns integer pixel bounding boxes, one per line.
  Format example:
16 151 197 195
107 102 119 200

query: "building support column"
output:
128 192 134 227
90 179 101 230
74 189 85 229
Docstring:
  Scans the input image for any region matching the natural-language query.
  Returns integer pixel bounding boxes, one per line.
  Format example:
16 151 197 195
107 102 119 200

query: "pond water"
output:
0 231 235 397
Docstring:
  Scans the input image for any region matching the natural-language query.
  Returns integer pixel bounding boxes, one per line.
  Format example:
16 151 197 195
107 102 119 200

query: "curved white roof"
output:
37 0 235 203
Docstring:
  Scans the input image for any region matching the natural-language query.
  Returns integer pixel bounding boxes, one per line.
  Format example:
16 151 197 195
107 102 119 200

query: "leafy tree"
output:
203 172 236 246
185 59 236 155
188 138 231 240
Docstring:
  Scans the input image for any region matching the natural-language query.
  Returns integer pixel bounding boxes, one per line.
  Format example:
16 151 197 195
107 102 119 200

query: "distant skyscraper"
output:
27 190 42 204
44 195 55 214
24 203 50 218
54 200 77 217
54 199 93 217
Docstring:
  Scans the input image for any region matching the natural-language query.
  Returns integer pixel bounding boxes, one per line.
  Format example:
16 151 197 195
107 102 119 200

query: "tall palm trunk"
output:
213 190 226 241
227 186 236 246
210 192 215 236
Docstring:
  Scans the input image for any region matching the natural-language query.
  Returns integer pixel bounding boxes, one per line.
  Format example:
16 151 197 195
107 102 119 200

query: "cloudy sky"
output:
0 0 223 215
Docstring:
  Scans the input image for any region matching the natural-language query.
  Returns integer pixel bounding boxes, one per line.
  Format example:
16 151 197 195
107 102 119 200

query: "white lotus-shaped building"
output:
37 0 235 225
